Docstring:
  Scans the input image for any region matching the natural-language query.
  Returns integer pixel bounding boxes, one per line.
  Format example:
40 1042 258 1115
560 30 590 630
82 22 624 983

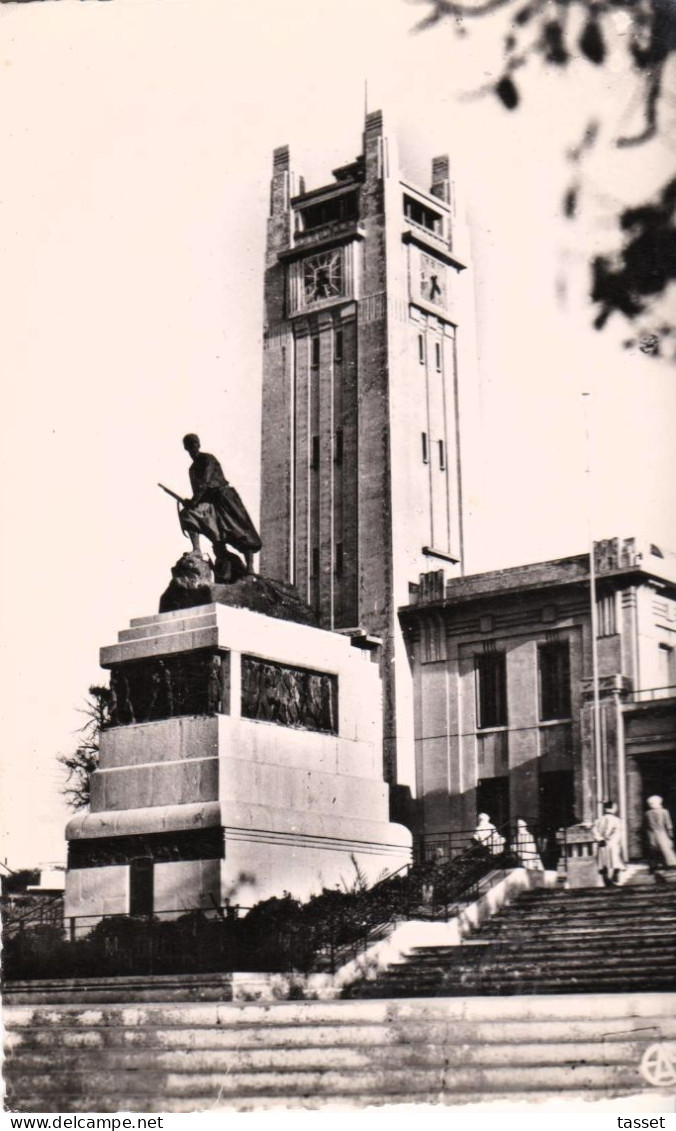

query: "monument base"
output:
65 601 412 922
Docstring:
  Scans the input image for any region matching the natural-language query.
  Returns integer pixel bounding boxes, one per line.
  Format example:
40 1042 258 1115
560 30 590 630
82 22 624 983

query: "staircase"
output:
350 883 676 997
4 993 675 1110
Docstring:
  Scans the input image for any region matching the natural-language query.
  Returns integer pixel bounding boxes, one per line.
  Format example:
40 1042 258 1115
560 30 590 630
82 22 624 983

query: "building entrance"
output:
626 753 676 860
477 776 509 832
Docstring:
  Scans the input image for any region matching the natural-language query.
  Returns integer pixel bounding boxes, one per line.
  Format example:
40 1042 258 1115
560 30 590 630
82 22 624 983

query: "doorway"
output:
129 857 154 916
626 753 676 860
477 776 510 831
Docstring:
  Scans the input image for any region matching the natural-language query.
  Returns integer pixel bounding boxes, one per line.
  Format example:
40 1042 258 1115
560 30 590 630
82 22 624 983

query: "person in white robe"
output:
594 801 626 886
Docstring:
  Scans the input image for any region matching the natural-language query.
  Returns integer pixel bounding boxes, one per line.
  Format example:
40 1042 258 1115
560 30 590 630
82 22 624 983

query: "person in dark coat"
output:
180 434 261 574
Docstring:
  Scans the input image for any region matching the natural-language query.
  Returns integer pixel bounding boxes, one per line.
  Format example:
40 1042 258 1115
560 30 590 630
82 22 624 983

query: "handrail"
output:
630 684 676 703
313 818 526 972
2 893 64 934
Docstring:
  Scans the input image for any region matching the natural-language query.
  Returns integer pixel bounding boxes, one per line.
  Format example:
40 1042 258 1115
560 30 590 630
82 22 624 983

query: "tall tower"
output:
260 111 475 801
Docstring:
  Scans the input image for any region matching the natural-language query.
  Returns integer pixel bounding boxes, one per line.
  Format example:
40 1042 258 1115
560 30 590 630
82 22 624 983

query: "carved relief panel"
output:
107 650 230 727
241 656 338 734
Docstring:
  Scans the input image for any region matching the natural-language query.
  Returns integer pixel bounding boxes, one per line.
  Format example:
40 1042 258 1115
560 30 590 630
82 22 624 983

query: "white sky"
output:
1 0 674 868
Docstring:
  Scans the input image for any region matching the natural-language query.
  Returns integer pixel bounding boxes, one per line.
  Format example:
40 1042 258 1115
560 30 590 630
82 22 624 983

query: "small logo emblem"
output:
640 1043 676 1088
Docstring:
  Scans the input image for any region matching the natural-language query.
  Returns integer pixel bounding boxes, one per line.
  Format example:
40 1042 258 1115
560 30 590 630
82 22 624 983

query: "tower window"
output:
421 432 429 464
334 428 343 465
335 542 344 577
438 440 445 470
311 547 320 577
435 342 442 372
475 652 508 729
403 194 443 237
418 334 425 365
299 192 358 233
311 336 320 369
311 435 320 470
335 329 343 363
538 641 571 721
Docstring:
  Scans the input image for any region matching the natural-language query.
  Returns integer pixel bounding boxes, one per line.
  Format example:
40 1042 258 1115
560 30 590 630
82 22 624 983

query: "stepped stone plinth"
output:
65 595 411 921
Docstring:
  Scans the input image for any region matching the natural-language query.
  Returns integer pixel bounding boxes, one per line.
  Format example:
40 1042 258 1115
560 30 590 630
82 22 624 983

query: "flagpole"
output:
582 391 604 817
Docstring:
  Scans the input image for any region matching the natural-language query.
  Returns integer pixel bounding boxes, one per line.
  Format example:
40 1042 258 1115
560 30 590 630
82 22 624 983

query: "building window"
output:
475 652 508 729
311 336 320 369
335 329 343 363
298 191 358 232
129 858 153 916
311 435 319 470
421 432 429 464
597 592 617 637
403 194 444 237
418 334 425 365
658 643 674 691
334 427 343 465
335 541 344 577
435 341 442 371
538 640 571 721
311 547 320 577
438 439 445 470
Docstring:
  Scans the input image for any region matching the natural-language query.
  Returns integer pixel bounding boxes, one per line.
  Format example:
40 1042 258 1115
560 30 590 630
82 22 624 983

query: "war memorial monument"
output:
4 110 676 1114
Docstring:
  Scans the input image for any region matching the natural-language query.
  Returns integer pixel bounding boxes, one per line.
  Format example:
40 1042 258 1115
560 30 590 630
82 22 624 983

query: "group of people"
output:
590 794 676 885
470 795 676 883
472 813 544 870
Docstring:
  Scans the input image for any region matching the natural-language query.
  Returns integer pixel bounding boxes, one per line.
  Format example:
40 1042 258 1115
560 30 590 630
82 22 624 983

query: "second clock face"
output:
420 253 447 308
303 250 343 304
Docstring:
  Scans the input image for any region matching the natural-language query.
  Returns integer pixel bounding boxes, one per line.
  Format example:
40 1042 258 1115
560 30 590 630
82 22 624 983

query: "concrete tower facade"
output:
260 111 476 800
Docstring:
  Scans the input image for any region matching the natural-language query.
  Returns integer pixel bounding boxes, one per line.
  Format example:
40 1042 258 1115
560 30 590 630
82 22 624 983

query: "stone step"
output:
4 1037 647 1074
480 924 676 937
9 1087 648 1113
400 958 676 977
359 966 676 986
7 992 674 1027
3 1061 645 1101
7 1013 675 1051
489 909 676 924
364 968 676 986
7 993 672 1111
355 979 676 998
383 957 676 978
2 972 236 1005
410 941 676 960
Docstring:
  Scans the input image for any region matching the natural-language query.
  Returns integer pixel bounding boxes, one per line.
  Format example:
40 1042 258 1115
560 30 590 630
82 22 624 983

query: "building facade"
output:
400 537 676 859
259 111 478 797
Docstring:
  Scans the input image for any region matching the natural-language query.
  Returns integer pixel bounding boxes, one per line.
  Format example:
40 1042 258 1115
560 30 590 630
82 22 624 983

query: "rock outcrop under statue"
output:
159 551 317 627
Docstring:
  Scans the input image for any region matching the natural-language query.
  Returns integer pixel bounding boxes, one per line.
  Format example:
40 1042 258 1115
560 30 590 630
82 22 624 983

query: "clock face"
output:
420 253 446 308
303 250 343 304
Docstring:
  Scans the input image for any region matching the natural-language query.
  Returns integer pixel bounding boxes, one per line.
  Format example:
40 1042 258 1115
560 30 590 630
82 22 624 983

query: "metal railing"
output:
416 821 561 870
630 685 676 703
2 893 64 936
2 824 560 983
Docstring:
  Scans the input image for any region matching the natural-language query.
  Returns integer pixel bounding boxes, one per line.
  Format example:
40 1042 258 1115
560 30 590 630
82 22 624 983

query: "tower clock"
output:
302 249 343 304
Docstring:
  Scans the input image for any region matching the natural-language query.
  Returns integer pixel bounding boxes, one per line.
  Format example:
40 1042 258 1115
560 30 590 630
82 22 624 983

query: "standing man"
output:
180 433 261 575
594 800 626 886
645 795 676 870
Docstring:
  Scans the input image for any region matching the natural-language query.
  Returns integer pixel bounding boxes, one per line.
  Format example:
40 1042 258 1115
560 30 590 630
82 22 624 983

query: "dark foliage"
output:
414 0 676 355
0 869 40 897
592 177 676 334
3 844 509 982
58 684 111 810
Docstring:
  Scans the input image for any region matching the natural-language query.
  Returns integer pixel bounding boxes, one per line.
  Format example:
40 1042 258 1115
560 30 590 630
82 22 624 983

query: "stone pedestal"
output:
65 602 412 921
556 824 603 889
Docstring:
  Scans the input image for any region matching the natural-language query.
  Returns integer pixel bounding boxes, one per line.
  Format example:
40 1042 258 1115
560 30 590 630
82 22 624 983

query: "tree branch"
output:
617 65 663 147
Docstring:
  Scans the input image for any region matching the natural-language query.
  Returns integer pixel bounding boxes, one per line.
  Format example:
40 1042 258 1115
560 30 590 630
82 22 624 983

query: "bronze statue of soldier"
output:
160 434 262 579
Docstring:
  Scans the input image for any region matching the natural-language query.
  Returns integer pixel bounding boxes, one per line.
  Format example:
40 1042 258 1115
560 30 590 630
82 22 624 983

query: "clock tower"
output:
260 111 477 804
